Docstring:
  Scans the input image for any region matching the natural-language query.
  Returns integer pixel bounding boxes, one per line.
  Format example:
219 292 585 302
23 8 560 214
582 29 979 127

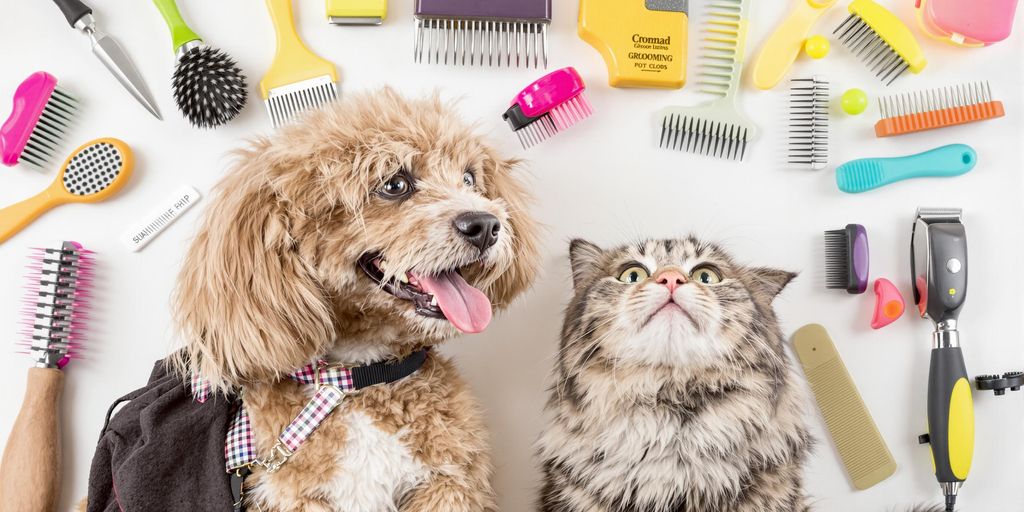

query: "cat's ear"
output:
748 267 797 301
569 239 604 291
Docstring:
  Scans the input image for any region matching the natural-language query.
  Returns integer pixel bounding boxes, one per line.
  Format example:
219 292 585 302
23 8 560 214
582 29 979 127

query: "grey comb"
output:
788 77 829 170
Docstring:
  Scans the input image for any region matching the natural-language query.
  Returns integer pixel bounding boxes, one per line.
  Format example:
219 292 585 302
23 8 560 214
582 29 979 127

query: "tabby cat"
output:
536 238 944 512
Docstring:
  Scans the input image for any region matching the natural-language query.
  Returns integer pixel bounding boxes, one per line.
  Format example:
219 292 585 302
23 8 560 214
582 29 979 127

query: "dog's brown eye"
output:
463 170 476 188
379 174 412 199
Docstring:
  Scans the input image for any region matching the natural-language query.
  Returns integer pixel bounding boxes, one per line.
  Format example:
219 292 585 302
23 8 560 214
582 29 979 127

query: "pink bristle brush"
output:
502 67 593 149
1 71 79 168
0 241 92 512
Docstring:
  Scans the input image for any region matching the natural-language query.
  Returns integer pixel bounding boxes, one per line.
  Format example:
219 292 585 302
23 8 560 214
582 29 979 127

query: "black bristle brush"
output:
825 224 869 294
154 0 248 128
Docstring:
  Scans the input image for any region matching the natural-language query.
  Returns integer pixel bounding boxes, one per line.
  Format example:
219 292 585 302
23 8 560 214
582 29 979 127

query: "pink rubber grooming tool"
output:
19 241 93 369
871 278 904 329
1 72 78 168
502 67 593 149
915 0 1019 46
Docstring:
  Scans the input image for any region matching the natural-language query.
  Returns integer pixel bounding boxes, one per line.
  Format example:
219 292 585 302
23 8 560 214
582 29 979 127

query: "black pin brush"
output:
825 224 869 294
154 0 248 128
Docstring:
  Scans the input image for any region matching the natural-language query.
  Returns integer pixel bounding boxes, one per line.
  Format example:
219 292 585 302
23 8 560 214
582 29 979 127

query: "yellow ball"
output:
804 35 830 59
841 88 869 115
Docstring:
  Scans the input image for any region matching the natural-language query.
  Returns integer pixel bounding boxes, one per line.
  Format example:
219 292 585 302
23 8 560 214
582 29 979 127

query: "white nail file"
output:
121 186 201 252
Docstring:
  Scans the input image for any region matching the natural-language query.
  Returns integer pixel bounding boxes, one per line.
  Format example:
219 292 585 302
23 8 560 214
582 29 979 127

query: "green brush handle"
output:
153 0 201 53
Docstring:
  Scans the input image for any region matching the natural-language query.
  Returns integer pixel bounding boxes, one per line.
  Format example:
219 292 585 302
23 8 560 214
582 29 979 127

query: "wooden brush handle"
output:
0 368 64 512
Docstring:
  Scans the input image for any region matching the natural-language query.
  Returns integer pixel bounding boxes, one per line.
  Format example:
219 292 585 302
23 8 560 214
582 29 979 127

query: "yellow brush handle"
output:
0 187 62 245
751 0 836 90
261 0 338 97
0 368 65 512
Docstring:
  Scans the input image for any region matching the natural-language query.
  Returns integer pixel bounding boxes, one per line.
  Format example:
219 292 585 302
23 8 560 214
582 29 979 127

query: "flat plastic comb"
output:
0 138 134 244
875 81 1004 137
836 143 975 193
1 72 78 168
788 77 829 170
414 0 551 68
19 241 93 369
502 67 593 149
834 0 926 85
658 0 756 161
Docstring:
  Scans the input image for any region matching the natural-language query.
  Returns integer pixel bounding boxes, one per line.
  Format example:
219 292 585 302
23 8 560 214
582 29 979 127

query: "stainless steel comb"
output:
789 77 829 170
413 0 551 68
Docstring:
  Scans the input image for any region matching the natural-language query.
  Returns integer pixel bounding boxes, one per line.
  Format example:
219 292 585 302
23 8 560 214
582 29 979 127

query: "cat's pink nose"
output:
654 270 687 294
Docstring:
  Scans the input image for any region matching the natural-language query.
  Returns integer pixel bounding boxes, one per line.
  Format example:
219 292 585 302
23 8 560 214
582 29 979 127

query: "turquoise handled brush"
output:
836 144 976 193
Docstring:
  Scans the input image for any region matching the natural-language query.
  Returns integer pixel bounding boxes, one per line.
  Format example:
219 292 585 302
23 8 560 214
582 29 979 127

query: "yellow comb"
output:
751 0 837 90
261 0 339 128
0 138 134 244
834 0 926 85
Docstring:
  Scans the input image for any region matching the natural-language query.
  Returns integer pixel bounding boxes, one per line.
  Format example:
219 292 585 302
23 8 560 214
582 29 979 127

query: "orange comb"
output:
875 81 1004 137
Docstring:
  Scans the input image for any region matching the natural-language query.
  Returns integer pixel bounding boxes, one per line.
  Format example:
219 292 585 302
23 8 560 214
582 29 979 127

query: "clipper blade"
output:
788 77 829 170
414 0 551 68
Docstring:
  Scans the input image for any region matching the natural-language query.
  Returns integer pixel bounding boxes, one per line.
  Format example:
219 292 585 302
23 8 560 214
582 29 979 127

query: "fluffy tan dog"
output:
172 89 539 511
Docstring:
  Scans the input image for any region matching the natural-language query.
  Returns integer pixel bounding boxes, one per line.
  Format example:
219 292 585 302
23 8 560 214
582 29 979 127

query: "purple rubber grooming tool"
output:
825 224 869 294
414 0 551 68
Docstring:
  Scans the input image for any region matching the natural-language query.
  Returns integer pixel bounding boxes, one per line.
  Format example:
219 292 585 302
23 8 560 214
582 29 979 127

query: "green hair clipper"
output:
911 207 974 512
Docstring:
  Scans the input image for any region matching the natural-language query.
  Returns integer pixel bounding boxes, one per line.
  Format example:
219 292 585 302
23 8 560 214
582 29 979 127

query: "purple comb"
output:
414 0 551 68
825 224 869 294
18 241 93 369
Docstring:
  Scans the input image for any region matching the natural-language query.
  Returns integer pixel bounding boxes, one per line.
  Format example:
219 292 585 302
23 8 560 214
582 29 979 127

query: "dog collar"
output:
209 349 429 475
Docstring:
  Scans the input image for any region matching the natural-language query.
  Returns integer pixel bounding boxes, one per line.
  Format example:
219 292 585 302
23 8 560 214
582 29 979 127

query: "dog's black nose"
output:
454 212 501 253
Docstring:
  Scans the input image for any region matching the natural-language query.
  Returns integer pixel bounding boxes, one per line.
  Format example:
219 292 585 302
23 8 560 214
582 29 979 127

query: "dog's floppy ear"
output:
481 154 540 309
172 141 335 392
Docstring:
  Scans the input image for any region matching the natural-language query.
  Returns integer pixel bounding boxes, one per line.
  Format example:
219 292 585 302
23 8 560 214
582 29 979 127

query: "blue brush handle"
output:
837 144 977 193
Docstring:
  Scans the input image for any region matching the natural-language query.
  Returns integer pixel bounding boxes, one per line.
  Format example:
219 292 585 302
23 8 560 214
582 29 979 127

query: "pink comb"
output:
870 278 904 330
19 241 93 369
502 67 593 149
1 72 78 168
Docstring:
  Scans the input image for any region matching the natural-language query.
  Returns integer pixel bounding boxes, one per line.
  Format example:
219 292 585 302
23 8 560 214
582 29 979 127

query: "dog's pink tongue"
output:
413 271 492 334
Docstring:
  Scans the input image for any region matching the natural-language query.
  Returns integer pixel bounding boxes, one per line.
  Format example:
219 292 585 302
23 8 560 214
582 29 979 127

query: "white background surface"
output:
1 0 1022 510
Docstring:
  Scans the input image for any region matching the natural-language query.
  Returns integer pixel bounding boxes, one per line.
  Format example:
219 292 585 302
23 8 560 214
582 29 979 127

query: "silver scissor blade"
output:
91 34 162 119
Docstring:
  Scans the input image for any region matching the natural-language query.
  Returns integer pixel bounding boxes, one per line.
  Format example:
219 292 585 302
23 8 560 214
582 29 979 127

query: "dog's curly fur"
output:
169 89 540 511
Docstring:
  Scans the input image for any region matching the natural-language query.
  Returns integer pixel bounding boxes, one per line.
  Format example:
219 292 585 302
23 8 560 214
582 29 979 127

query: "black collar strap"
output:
350 348 429 389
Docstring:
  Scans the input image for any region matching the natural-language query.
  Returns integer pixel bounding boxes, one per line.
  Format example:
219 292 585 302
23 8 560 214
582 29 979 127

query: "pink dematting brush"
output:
0 241 92 511
1 72 78 168
502 66 593 149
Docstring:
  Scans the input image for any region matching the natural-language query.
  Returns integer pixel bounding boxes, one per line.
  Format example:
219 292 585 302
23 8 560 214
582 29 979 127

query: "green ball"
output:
804 35 830 59
841 88 869 115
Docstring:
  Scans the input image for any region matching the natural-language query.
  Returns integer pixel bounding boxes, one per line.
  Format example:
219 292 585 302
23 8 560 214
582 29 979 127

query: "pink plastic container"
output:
915 0 1019 46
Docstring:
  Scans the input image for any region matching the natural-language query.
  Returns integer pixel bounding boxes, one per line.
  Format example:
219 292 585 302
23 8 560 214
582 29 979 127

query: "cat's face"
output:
565 238 795 368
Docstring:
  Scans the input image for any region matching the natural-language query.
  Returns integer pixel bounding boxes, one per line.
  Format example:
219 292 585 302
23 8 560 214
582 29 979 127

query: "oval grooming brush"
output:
153 0 248 128
1 71 79 168
0 241 92 511
751 0 837 90
836 143 975 193
502 67 593 149
0 138 133 244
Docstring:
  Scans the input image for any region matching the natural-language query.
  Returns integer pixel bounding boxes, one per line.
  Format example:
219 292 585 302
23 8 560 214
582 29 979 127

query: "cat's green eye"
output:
691 266 722 285
618 266 650 284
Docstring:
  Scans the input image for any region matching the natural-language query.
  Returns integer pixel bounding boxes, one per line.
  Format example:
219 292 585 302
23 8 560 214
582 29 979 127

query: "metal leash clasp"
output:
254 442 293 474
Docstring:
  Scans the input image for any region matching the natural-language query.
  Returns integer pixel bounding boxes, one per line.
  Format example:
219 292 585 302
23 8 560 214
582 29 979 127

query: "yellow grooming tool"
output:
261 0 339 128
0 138 134 245
834 0 926 85
792 324 897 490
578 0 688 89
751 0 837 90
326 0 385 25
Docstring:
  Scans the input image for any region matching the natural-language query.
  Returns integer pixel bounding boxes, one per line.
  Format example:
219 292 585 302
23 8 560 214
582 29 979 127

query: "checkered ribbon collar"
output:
189 350 428 474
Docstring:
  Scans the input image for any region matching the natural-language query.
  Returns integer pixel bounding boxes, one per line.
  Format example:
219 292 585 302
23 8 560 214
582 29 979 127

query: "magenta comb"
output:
1 72 78 168
502 67 593 149
19 241 93 369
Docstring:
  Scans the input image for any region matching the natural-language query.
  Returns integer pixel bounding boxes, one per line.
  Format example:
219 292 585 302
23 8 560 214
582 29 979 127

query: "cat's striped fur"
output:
536 238 942 512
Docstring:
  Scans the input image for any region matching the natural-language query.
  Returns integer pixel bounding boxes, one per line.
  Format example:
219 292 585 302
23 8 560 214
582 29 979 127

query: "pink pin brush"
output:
0 242 92 511
871 278 904 329
502 67 593 149
1 72 79 168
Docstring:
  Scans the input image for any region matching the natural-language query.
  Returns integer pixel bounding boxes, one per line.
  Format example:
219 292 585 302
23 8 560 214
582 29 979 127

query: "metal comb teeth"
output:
511 94 593 149
22 86 78 169
20 242 93 369
878 81 993 119
659 113 751 161
789 77 830 170
834 14 908 85
414 19 548 68
265 76 338 129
